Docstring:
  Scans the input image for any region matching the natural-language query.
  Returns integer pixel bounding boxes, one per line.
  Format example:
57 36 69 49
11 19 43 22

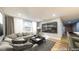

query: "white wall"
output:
14 18 23 33
40 18 63 40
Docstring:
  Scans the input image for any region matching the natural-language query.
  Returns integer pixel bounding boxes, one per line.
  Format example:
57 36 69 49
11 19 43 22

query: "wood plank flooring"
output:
51 37 68 51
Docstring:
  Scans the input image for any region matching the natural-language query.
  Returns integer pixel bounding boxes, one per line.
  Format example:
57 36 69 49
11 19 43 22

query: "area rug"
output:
25 40 56 51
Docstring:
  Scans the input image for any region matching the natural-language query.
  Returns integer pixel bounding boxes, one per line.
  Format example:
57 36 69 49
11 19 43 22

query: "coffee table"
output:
31 36 45 45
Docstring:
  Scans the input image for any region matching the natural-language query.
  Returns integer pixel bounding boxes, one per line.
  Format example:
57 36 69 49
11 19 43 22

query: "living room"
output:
0 7 79 51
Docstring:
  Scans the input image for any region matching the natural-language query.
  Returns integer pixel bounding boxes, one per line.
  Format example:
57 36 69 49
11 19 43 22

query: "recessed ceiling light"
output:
52 14 56 17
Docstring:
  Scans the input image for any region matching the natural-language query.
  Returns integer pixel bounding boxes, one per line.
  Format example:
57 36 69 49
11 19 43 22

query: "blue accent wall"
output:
76 22 79 32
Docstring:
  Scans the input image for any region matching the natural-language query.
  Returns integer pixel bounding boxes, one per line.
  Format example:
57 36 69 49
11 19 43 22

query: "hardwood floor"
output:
51 36 68 51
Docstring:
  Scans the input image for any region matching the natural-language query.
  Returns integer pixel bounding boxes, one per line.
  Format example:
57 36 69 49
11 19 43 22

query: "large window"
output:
14 17 37 33
23 20 32 32
0 12 3 36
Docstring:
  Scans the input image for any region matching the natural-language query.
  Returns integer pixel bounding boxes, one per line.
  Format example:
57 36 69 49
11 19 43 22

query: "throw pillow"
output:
16 33 23 37
22 32 30 36
7 34 17 39
4 37 12 43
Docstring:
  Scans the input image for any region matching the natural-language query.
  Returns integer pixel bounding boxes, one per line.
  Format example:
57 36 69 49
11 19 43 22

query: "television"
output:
42 22 57 33
0 12 3 36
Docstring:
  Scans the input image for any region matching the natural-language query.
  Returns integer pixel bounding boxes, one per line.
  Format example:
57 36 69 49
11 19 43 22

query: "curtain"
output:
5 15 14 35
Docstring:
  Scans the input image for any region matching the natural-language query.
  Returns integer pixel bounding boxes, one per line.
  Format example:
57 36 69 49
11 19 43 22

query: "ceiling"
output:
1 7 79 22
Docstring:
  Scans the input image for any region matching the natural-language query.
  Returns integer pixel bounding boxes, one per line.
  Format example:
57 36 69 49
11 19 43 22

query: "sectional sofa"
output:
4 32 36 50
0 32 55 51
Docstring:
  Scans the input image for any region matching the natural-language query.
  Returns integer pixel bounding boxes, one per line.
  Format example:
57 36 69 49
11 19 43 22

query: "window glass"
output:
23 20 32 32
0 12 3 36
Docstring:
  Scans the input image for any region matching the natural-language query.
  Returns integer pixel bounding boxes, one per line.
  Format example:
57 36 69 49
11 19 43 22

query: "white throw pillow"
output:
4 37 12 43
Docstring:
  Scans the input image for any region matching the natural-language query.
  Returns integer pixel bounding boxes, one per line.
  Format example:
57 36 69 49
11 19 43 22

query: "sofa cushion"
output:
4 37 13 43
11 41 33 50
0 42 13 51
16 33 23 37
25 41 33 46
22 32 30 36
7 34 17 39
24 41 33 48
12 37 27 44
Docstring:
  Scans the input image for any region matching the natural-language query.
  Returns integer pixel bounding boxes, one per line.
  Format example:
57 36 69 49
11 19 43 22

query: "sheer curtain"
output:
5 15 14 35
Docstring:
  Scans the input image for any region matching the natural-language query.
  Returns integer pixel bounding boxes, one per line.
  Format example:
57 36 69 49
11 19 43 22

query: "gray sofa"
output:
5 32 32 42
0 32 34 51
0 33 55 51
